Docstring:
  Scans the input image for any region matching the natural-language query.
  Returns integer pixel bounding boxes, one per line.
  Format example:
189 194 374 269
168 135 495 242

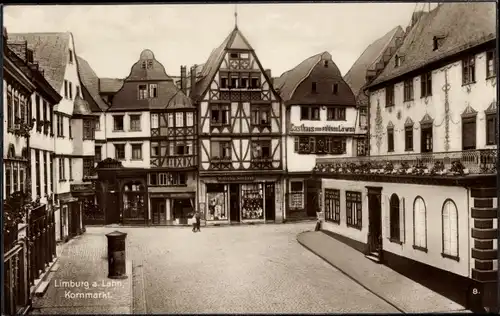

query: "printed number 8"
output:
472 288 479 295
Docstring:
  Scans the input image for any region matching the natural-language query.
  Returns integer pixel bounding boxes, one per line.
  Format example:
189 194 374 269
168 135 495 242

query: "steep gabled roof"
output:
367 2 496 89
190 27 254 101
274 53 320 101
344 26 405 102
76 55 109 112
9 32 70 92
109 49 192 111
99 78 124 94
275 51 356 106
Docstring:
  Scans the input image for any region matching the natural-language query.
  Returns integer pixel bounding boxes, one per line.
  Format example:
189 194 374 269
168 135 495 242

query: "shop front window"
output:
123 181 146 220
241 183 264 220
206 184 228 220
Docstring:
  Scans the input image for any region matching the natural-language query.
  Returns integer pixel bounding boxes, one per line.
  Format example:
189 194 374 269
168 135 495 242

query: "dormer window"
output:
312 82 317 93
324 60 329 68
395 55 405 68
433 35 446 51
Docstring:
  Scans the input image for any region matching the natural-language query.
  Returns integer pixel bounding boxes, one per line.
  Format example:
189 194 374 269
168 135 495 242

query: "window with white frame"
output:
324 189 340 223
130 115 141 131
442 199 459 259
186 112 194 127
151 114 159 129
289 181 304 209
413 196 427 250
176 112 184 127
346 191 362 229
168 113 174 127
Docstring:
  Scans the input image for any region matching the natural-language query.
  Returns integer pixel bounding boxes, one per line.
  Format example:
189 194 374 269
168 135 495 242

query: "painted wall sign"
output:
290 123 355 133
216 176 255 182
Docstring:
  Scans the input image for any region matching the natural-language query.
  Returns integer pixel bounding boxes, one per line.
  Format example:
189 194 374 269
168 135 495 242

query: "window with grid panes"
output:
486 50 496 78
83 158 94 178
442 199 459 259
251 105 270 126
130 115 141 131
35 150 41 196
420 72 432 97
462 55 475 85
83 119 94 140
324 189 340 223
115 144 126 160
175 112 184 127
346 191 362 229
403 79 414 101
186 112 194 127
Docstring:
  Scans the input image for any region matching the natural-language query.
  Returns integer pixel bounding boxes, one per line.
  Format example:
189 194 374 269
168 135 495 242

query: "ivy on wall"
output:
374 100 384 154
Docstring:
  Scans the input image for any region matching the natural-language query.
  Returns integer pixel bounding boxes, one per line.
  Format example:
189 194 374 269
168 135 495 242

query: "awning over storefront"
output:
149 192 195 199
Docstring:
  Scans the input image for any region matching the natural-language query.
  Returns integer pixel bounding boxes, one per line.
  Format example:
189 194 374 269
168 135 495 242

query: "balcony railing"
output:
314 149 496 176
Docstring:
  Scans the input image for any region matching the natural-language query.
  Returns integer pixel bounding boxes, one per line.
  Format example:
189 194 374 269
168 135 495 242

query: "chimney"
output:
180 65 187 94
3 27 7 49
411 11 425 28
265 69 273 85
190 64 197 94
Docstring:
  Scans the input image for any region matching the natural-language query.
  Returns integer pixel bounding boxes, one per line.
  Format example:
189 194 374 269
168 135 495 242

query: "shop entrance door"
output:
151 199 167 225
367 186 382 261
265 183 275 221
105 192 120 225
229 184 240 222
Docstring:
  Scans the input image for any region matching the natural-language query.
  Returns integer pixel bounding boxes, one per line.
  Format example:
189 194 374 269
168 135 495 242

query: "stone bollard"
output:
105 231 128 279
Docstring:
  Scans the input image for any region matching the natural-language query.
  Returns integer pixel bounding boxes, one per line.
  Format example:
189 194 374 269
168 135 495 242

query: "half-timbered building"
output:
148 65 196 225
190 25 285 225
84 49 194 226
314 3 497 311
274 52 363 221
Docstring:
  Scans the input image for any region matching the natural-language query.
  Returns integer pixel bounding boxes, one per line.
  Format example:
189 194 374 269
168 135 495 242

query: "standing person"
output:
195 210 201 232
191 212 197 233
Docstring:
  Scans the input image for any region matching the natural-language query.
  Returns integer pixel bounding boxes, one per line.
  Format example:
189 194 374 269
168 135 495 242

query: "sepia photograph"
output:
1 2 498 314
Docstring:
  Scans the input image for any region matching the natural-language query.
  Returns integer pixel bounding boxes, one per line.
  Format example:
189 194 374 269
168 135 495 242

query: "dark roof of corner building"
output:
9 32 71 93
274 51 356 106
99 78 124 94
76 56 109 112
190 26 266 101
109 49 192 111
126 49 172 82
72 95 93 116
344 26 405 102
367 2 496 89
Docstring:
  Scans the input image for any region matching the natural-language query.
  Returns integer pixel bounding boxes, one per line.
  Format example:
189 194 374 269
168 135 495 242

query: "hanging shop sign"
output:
70 183 94 193
290 123 355 134
216 176 255 182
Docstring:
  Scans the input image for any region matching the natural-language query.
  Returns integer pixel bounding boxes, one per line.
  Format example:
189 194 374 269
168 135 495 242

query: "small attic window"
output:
68 49 73 64
141 61 146 69
332 83 338 95
230 52 239 59
324 60 329 68
147 60 153 69
312 82 317 93
433 35 446 51
395 55 405 68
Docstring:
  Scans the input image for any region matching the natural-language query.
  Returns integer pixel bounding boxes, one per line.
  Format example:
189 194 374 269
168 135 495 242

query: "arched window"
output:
442 199 459 259
389 194 400 242
413 196 427 250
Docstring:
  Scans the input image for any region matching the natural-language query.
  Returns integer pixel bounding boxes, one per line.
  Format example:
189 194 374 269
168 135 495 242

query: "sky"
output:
4 3 426 79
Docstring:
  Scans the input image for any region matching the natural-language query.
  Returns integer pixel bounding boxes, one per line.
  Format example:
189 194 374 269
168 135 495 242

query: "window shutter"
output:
450 203 458 257
414 198 426 248
399 197 405 243
443 202 450 254
384 195 390 239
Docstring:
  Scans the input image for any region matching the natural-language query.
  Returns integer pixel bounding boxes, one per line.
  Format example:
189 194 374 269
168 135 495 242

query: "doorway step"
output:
365 251 381 263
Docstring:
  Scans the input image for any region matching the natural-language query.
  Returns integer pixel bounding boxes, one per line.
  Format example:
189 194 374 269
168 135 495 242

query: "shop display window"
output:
241 183 264 220
206 184 228 220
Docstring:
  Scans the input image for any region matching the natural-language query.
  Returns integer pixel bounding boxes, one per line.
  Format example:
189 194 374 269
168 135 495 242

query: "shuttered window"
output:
462 119 476 150
442 199 459 259
413 197 427 250
389 194 400 242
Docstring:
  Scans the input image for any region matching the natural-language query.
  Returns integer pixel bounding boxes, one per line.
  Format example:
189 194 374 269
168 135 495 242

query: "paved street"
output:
88 223 400 314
